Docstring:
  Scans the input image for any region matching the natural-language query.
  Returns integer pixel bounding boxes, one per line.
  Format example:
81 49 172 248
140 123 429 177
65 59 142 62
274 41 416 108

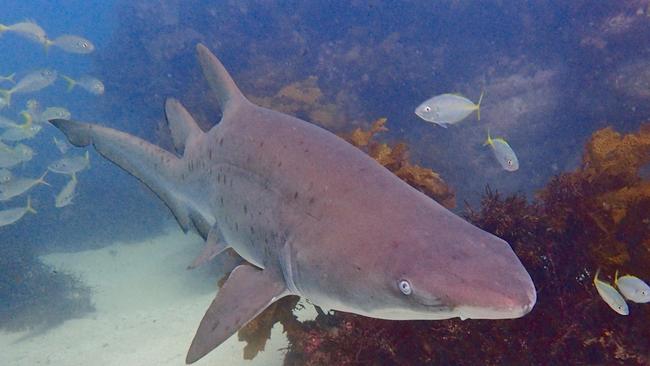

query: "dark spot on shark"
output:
220 196 224 206
258 210 262 216
211 320 220 332
277 161 282 167
219 138 224 146
259 141 264 147
243 204 247 214
293 191 299 200
304 148 309 153
208 149 213 159
250 226 255 234
235 222 239 232
309 197 315 205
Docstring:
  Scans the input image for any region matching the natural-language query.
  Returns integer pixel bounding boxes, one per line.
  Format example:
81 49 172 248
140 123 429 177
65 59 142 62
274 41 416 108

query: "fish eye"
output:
79 41 88 48
398 279 412 295
424 106 431 113
507 159 513 166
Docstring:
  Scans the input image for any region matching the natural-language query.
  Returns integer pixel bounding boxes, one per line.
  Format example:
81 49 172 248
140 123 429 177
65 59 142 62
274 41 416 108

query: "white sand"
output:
0 227 294 366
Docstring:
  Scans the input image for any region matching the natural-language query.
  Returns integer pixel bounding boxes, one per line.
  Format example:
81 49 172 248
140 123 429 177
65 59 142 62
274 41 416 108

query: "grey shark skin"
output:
50 44 536 364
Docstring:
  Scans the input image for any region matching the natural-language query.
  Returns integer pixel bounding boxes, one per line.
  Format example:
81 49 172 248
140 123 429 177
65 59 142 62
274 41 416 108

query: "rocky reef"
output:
236 123 650 365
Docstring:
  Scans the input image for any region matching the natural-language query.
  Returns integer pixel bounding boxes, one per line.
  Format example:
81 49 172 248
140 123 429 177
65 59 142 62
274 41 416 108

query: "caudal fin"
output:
25 196 37 214
62 75 76 92
49 118 193 232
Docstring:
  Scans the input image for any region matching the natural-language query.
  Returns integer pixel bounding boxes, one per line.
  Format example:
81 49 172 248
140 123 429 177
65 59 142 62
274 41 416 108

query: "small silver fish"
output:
53 136 70 154
0 73 15 85
0 196 36 227
55 173 77 208
594 269 629 315
47 35 94 54
48 151 90 175
13 143 35 162
0 69 58 106
0 146 23 168
0 171 49 201
0 168 12 183
415 91 484 128
0 21 48 45
615 271 650 303
40 107 71 122
484 130 519 172
0 121 42 142
0 115 21 128
62 75 104 95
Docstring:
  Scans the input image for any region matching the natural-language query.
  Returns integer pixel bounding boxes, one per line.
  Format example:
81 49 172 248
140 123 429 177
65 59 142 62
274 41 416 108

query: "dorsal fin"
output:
164 98 203 155
196 44 247 114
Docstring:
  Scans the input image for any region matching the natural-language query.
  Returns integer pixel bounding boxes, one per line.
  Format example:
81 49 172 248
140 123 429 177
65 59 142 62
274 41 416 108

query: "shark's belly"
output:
211 162 288 269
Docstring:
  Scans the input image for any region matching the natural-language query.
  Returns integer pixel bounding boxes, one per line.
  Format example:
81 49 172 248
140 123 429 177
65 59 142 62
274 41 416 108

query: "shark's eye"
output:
424 106 431 113
398 280 412 295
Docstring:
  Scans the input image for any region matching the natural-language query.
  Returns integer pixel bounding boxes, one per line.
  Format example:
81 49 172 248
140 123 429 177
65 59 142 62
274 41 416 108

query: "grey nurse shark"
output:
50 44 536 364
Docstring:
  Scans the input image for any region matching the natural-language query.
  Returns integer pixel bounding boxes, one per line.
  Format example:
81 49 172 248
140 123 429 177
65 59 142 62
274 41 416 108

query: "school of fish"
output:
0 19 99 227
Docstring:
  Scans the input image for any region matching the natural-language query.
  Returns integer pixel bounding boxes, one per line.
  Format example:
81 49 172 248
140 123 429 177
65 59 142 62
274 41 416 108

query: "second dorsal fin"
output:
164 98 203 155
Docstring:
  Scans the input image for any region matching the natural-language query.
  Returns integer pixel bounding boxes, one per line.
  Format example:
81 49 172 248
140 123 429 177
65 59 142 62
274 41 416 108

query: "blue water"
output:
1 1 649 365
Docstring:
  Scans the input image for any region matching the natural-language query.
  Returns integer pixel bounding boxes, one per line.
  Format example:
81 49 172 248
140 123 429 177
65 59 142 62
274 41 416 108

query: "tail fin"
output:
483 128 492 147
37 170 50 187
26 196 37 214
1 73 15 84
62 75 76 92
49 118 193 232
476 90 484 121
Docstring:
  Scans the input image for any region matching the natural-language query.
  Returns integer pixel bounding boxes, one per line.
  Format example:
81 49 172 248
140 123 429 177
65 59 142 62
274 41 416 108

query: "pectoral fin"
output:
186 264 287 364
187 225 228 270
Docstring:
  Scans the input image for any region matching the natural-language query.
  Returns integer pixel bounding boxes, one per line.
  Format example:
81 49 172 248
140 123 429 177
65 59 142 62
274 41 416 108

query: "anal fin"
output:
186 265 287 364
187 225 228 270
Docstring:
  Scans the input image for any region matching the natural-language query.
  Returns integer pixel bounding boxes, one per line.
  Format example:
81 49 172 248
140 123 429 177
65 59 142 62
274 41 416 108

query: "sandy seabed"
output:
0 227 300 366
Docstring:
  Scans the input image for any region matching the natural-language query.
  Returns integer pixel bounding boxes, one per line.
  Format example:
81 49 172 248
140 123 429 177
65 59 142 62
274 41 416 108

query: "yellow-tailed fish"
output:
415 91 484 128
0 196 36 227
484 130 519 172
53 136 69 154
55 172 77 208
0 115 21 128
0 73 15 84
0 146 23 168
0 168 12 183
0 171 49 201
62 75 104 95
0 112 41 141
0 69 57 106
47 150 90 175
594 269 629 315
39 106 71 122
46 35 94 54
615 271 650 303
0 21 48 45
